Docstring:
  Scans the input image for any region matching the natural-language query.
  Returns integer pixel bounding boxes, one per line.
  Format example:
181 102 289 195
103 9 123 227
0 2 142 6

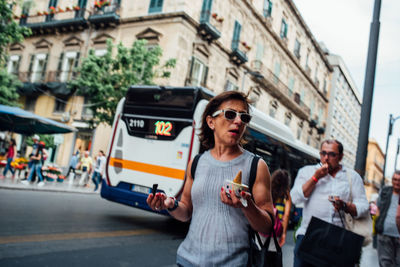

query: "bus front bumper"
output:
100 179 169 215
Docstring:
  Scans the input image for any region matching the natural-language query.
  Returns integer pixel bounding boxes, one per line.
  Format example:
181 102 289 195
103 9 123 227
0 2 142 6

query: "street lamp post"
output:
381 114 400 187
241 70 264 91
394 138 400 172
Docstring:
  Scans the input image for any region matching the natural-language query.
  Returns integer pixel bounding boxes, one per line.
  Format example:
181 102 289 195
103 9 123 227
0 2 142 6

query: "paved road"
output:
0 188 379 267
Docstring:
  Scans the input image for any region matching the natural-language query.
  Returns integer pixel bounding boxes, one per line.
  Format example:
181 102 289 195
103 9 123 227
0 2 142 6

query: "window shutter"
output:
78 0 87 8
269 1 273 15
42 54 49 82
232 21 241 50
187 57 194 85
28 54 34 74
202 66 209 87
74 52 80 68
57 52 64 77
149 0 156 8
157 0 163 8
16 56 21 74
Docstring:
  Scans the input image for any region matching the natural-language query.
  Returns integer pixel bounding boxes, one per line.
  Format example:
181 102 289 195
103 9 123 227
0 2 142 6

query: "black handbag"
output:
248 213 283 267
297 216 364 267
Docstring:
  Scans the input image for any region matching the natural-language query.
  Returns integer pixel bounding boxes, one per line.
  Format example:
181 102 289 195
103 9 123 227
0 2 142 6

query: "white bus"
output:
101 86 319 214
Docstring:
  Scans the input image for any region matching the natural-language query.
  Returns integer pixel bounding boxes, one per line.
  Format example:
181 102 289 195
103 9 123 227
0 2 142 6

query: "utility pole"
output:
355 0 382 178
394 138 400 172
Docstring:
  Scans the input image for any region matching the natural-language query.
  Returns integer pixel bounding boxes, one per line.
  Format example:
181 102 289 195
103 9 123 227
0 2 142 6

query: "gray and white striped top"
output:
177 149 254 267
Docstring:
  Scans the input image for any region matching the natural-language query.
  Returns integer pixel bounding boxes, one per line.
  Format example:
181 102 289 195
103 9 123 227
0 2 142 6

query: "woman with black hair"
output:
22 143 45 187
271 169 292 247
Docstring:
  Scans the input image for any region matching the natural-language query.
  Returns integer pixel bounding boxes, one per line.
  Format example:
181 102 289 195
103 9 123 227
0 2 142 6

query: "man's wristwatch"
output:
167 197 179 212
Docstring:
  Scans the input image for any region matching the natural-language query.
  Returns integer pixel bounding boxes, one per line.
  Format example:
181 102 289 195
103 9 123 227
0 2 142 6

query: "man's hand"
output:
314 163 329 180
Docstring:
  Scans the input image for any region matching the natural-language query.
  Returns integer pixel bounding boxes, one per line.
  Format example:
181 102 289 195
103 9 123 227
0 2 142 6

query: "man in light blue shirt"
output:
290 139 369 267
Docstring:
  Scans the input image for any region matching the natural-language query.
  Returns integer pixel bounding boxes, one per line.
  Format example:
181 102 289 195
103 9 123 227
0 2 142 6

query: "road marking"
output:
0 229 157 245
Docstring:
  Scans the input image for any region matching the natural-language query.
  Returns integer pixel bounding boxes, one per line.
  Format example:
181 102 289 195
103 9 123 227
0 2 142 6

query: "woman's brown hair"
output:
198 91 250 150
271 169 290 203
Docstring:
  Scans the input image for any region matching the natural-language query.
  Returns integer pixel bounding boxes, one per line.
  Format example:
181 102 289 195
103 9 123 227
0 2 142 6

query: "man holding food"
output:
290 139 369 267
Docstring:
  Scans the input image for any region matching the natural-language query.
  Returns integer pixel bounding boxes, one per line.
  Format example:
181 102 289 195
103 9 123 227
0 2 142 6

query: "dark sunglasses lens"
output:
240 114 251 123
224 110 237 120
328 152 337 157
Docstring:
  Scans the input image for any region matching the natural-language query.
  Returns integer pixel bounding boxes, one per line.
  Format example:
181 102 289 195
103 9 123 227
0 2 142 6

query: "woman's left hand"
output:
220 187 252 209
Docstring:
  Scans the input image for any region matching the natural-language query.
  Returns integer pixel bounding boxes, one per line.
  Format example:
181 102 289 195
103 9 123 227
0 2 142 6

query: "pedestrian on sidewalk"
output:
375 170 400 267
1 139 16 179
92 150 106 191
290 139 369 267
65 152 79 180
76 151 92 187
146 91 274 266
22 141 45 187
271 169 292 247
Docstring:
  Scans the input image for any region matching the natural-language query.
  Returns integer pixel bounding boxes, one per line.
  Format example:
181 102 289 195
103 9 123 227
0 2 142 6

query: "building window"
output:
187 57 208 87
95 49 107 57
200 0 213 22
288 77 295 96
225 80 238 91
294 39 301 59
297 128 302 140
280 19 288 39
82 96 94 118
25 96 37 112
7 55 21 75
29 53 48 83
231 20 242 51
269 100 278 118
273 62 280 84
149 0 163 14
263 0 272 17
57 51 80 82
284 112 292 126
53 97 68 114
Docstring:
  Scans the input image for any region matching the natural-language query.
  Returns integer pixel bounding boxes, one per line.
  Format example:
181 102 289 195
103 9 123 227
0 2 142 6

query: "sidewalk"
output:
0 174 98 194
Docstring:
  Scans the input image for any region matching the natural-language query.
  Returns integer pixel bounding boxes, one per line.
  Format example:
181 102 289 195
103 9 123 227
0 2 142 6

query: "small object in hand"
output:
224 170 249 207
233 170 242 184
152 184 158 195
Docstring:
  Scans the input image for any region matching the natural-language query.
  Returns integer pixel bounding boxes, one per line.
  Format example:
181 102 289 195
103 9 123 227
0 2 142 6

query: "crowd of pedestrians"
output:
0 135 106 192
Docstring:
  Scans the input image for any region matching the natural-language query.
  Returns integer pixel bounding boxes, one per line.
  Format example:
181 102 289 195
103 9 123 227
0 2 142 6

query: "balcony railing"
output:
198 10 221 42
251 60 310 120
17 71 78 83
18 8 89 34
88 3 120 26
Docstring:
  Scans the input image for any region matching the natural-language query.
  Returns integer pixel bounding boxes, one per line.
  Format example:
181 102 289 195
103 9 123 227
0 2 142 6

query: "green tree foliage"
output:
0 0 31 106
69 39 176 127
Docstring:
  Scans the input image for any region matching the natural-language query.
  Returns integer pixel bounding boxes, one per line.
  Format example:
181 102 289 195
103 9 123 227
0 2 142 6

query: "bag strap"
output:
190 153 203 180
249 155 261 194
265 210 282 253
346 169 353 202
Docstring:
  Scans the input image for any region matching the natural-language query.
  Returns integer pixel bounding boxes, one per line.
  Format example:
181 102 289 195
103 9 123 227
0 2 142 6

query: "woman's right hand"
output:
146 193 174 211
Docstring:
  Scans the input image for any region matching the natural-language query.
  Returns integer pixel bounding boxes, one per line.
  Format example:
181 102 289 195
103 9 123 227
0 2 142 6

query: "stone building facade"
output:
325 53 362 169
9 0 331 167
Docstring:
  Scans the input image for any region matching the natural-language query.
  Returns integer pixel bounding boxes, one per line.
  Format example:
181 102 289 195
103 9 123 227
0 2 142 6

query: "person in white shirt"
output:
290 139 369 267
91 150 106 191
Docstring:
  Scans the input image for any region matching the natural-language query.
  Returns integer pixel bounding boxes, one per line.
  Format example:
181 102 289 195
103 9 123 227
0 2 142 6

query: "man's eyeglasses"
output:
319 151 338 158
212 109 252 124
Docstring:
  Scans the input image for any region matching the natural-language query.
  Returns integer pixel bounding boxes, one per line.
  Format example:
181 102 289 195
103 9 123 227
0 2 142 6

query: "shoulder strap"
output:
346 169 353 202
190 153 203 180
249 155 261 194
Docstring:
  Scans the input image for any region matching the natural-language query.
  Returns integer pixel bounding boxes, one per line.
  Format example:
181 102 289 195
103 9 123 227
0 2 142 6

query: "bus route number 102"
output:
154 121 173 136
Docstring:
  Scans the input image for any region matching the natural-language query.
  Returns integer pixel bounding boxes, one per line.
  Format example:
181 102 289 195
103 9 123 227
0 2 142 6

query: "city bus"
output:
100 85 319 214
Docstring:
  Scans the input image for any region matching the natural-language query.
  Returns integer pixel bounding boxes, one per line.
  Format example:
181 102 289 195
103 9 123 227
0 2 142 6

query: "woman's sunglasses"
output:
212 109 252 124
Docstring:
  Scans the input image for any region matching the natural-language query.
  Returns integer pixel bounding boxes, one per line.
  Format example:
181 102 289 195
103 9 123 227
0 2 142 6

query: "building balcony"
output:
198 11 221 42
250 60 310 120
230 41 248 65
19 8 89 34
88 3 120 27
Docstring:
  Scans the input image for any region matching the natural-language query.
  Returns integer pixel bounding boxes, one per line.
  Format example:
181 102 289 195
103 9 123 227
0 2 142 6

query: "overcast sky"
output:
292 0 400 177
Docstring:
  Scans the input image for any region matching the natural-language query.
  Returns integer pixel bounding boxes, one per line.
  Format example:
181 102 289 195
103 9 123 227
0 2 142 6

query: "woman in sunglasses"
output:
147 91 274 266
